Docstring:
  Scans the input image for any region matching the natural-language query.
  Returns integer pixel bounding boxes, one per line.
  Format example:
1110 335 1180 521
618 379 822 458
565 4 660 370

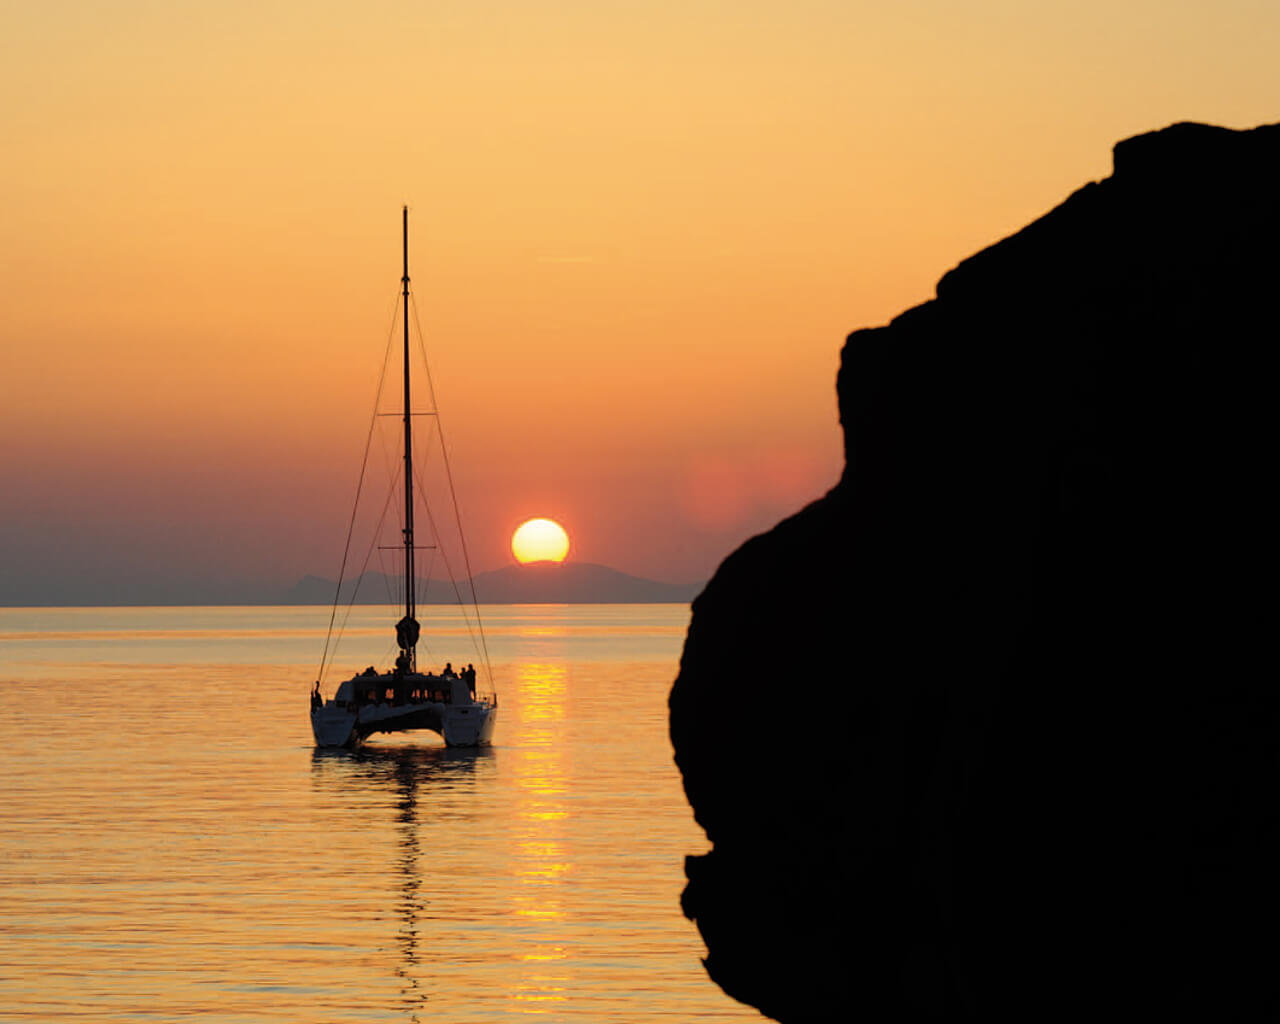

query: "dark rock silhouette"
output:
670 122 1280 1020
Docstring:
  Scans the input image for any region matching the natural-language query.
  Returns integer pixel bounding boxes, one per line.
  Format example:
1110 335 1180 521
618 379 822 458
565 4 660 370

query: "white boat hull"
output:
311 698 496 749
442 702 498 747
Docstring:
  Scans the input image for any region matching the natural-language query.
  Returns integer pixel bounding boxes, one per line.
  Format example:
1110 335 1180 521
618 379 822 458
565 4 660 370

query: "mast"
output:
395 206 420 669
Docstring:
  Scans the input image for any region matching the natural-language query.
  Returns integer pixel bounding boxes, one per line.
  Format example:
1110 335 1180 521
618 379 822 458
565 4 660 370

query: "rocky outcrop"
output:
670 122 1280 1020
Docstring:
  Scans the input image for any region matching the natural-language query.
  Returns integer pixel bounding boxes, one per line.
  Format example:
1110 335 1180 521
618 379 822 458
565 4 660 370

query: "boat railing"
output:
332 685 495 710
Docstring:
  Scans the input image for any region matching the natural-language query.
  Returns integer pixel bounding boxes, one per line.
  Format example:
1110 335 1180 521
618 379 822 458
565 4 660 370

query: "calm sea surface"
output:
0 604 761 1023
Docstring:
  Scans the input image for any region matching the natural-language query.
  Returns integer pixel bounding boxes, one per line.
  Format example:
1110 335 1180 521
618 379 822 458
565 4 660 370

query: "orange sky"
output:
2 1 1278 599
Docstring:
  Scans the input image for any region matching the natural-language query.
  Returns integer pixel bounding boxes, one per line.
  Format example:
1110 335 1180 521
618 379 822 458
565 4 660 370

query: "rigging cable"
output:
315 289 401 687
329 461 401 677
411 447 488 679
410 291 496 688
416 547 439 663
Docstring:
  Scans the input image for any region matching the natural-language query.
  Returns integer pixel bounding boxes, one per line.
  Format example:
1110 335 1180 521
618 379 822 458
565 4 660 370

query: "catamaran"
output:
309 209 497 748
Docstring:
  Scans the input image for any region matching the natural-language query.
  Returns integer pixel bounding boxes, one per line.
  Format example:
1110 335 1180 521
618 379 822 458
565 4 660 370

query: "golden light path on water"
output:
512 664 570 1013
0 605 763 1023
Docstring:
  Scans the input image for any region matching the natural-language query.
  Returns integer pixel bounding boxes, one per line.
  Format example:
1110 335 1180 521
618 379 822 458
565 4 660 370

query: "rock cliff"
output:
670 122 1280 1020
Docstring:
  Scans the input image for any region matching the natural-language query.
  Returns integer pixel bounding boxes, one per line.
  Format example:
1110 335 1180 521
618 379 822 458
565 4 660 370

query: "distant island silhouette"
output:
0 561 703 607
670 121 1280 1020
288 561 702 605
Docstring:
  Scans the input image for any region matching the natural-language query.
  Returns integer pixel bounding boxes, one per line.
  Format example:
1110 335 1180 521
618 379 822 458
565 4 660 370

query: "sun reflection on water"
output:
511 663 572 1012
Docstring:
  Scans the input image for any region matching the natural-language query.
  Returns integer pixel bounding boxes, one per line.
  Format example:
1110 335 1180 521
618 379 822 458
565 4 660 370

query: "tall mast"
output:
396 206 420 670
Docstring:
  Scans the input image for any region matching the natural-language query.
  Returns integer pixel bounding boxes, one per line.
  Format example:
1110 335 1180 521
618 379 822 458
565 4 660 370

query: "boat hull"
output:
311 705 359 747
310 699 496 749
442 703 497 747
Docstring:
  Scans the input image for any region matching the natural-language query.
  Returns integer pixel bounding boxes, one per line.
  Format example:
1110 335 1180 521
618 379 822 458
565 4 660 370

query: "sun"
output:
511 518 570 564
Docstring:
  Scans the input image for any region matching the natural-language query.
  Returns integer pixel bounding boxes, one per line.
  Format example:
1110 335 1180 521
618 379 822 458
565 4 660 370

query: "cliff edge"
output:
670 122 1280 1020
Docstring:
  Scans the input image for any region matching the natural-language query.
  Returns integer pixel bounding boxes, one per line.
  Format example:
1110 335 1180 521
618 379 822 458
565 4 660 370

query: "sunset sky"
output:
3 1 1277 602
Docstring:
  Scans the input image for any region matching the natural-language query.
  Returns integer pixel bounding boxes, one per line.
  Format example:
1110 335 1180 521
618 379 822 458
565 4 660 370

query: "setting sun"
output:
512 519 571 565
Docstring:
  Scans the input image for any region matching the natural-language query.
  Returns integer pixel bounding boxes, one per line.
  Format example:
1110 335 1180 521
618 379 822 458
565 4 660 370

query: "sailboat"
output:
309 208 497 749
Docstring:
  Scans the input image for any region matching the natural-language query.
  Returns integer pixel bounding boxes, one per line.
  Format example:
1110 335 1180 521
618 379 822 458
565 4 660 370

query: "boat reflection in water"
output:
310 744 491 1021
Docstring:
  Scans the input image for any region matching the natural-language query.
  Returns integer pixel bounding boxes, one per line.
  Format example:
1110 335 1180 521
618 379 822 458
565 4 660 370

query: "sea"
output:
0 604 763 1023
